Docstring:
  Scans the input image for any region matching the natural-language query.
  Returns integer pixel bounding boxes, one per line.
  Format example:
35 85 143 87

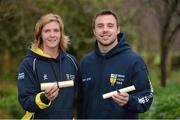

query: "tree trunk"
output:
160 46 168 87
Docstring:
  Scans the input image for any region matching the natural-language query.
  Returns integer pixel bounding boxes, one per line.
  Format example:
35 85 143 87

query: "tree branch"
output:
167 23 180 48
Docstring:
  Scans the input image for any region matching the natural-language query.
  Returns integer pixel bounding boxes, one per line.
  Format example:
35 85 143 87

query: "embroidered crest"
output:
110 74 117 86
109 73 125 86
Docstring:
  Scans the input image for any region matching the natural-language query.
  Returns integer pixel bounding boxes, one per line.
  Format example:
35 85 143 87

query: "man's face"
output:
93 15 120 47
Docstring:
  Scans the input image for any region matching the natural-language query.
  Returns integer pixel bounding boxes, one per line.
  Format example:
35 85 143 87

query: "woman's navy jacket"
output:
18 48 78 119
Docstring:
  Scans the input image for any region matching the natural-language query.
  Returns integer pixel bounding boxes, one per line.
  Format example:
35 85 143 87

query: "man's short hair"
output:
92 9 120 29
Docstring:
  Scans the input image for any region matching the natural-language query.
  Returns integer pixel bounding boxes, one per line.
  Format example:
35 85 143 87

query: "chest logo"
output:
66 74 75 80
43 74 48 81
110 73 125 86
110 74 117 86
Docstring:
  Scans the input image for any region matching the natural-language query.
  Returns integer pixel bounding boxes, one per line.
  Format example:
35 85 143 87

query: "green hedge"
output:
1 84 180 119
141 84 180 119
0 88 24 119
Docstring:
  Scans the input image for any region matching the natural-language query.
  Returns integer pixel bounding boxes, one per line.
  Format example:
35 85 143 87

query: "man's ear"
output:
117 26 120 33
93 29 96 35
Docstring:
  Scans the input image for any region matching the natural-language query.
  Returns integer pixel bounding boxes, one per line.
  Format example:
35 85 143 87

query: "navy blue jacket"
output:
18 49 78 119
78 32 153 119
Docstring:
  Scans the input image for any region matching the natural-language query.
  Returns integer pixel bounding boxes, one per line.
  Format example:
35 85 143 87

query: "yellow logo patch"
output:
110 74 117 86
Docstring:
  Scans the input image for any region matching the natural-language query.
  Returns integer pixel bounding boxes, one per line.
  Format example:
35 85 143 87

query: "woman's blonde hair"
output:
31 13 70 50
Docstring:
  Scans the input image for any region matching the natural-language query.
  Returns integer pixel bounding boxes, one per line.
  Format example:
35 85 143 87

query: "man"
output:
77 10 153 119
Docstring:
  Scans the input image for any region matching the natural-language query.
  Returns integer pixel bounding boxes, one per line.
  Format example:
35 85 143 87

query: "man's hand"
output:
44 85 59 101
112 92 129 106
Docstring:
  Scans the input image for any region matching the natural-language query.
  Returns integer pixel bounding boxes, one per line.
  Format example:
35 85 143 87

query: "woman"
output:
18 13 78 119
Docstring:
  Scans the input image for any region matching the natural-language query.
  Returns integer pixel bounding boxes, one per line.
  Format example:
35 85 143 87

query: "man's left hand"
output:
112 92 129 106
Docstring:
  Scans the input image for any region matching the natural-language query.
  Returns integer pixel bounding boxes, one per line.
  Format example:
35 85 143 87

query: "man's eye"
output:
97 25 103 28
108 24 114 28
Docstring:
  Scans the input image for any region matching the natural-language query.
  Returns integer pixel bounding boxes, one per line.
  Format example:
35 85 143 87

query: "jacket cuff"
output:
22 111 34 120
35 92 51 109
40 93 50 104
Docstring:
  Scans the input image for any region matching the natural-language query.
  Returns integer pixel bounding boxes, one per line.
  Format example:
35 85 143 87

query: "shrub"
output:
141 84 180 119
0 88 24 119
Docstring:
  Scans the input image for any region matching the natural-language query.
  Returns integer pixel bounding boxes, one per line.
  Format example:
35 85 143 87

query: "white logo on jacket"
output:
43 74 48 80
138 93 153 104
66 74 75 80
18 72 25 79
82 77 91 82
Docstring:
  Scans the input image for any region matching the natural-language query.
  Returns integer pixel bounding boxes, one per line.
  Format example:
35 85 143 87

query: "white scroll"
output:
102 85 136 99
40 80 74 90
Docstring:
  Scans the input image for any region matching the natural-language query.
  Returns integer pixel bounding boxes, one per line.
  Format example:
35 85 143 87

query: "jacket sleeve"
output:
18 58 50 112
123 57 153 113
77 61 85 118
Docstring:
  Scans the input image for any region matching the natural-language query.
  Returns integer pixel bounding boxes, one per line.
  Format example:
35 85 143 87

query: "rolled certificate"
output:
41 80 74 90
102 85 136 99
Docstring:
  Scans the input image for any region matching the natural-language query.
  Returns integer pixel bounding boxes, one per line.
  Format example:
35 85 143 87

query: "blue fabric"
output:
78 32 153 119
18 49 78 119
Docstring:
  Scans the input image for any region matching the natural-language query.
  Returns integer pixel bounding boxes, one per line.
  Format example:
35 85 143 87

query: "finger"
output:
48 89 59 101
44 85 58 99
117 93 129 101
112 94 123 103
112 96 124 106
112 94 128 106
48 86 59 97
49 86 59 95
45 85 58 95
119 92 128 97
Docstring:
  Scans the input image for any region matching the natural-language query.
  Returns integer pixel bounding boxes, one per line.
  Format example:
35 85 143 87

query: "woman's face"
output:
41 21 61 51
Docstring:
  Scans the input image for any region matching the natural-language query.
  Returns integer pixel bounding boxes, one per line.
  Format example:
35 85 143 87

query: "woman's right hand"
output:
44 85 59 101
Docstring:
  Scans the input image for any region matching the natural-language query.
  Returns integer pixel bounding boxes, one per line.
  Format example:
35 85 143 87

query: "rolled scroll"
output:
102 85 135 99
41 80 74 90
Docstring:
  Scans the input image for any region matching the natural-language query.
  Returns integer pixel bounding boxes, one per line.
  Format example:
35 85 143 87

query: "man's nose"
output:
103 26 108 32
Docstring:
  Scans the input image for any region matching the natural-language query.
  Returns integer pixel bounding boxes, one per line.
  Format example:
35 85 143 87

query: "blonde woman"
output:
18 13 78 119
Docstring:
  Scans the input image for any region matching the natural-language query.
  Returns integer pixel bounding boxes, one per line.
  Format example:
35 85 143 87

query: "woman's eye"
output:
44 29 50 33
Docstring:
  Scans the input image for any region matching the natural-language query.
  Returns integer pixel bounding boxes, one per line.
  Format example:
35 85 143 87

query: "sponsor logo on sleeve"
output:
82 77 91 82
18 73 25 79
138 93 153 104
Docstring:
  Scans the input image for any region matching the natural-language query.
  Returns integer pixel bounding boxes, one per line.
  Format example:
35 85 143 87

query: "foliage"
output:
0 0 142 83
140 84 180 119
149 0 180 86
0 88 24 119
0 0 180 118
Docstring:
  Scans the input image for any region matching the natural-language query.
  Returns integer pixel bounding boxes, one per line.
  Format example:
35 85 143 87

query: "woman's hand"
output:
44 85 59 101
